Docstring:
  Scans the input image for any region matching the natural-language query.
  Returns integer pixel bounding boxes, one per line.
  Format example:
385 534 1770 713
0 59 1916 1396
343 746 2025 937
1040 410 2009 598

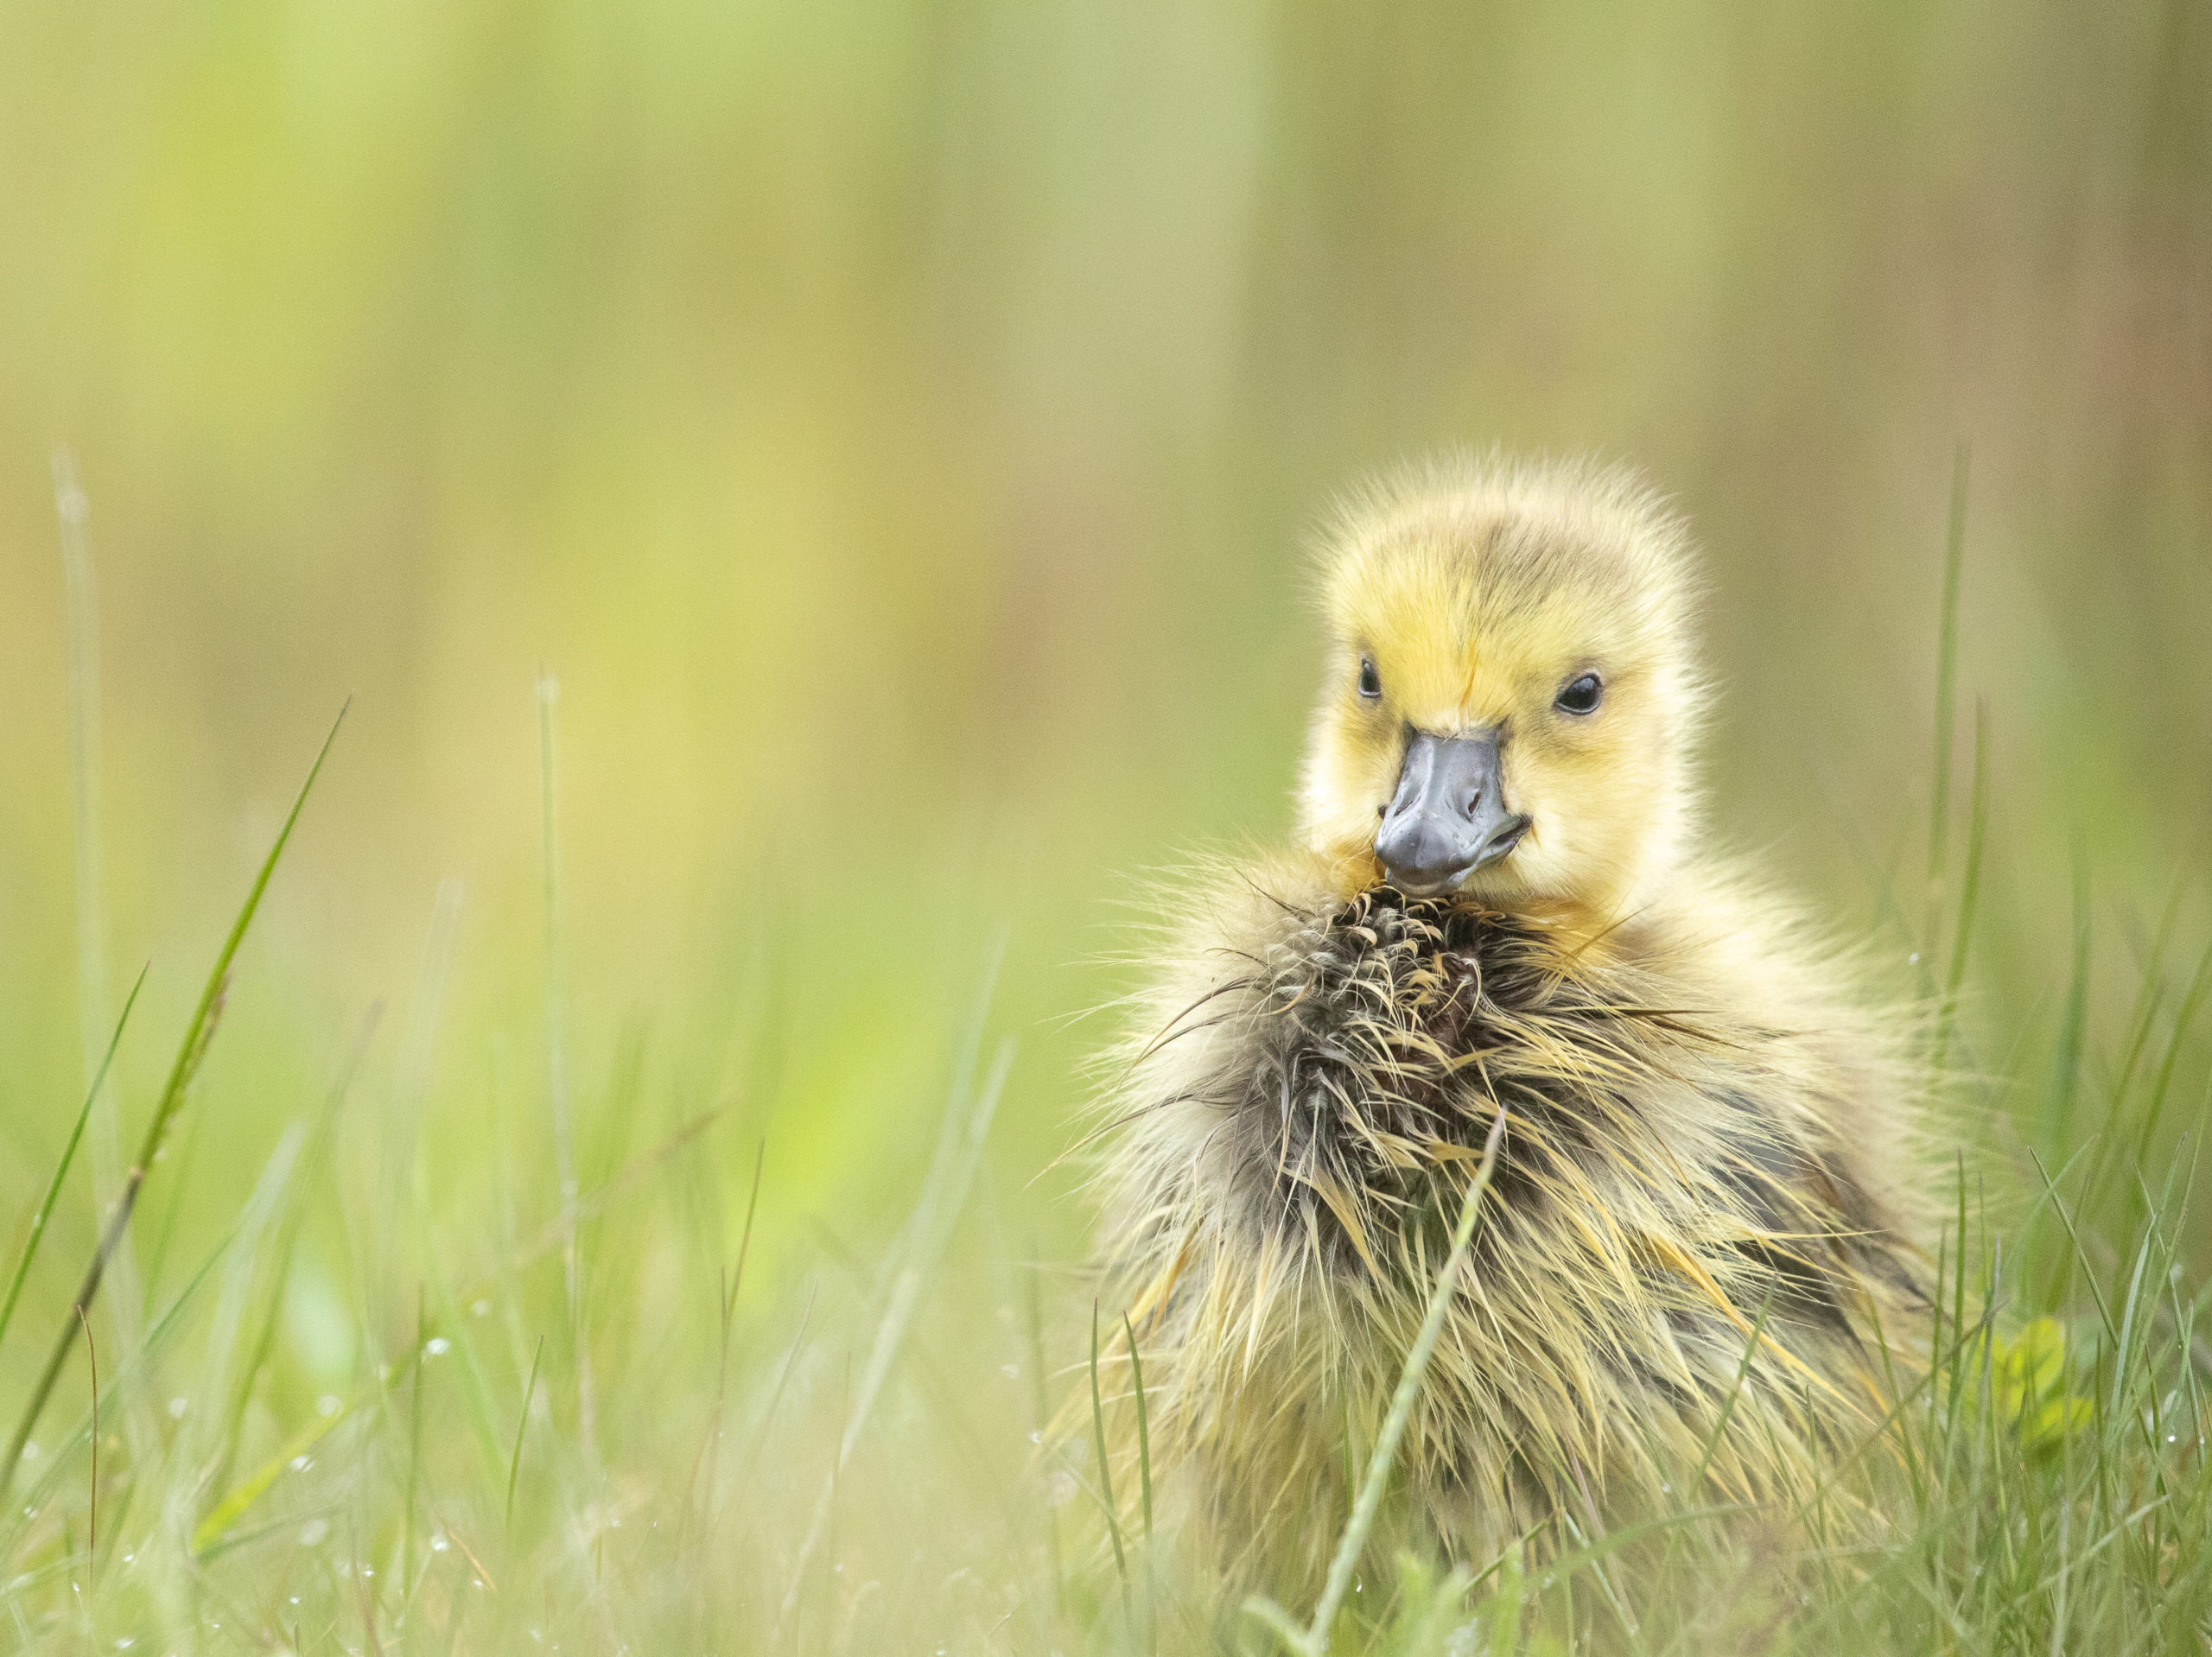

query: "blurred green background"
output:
3 0 2209 1432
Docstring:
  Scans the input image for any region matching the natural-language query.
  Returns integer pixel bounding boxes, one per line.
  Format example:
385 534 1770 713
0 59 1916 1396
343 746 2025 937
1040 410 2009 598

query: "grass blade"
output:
404 1291 427 1597
537 670 598 1481
1022 1238 1065 1616
507 1334 545 1528
193 1401 352 1556
0 967 145 1361
1122 1308 1154 1542
1090 1301 1127 1584
2043 848 2093 1161
5 1216 241 1559
777 1022 1014 1626
1925 441 1969 961
1248 1107 1509 1656
0 703 346 1501
208 1010 378 1504
53 451 126 1295
1932 700 1989 1075
73 1307 94 1564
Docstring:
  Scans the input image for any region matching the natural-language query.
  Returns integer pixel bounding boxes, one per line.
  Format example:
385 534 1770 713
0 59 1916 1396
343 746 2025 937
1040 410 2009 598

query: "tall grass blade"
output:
0 703 346 1501
1688 1291 1777 1496
193 1399 352 1556
2127 936 2212 1184
1022 1238 1065 1615
1247 1107 1509 1656
1122 1308 1153 1542
0 967 145 1361
180 1119 308 1544
1925 441 1970 962
2042 849 2093 1161
1933 700 1989 1075
52 452 125 1267
777 1025 1014 1622
839 1034 1014 1473
6 1215 240 1559
690 1141 765 1525
73 1307 94 1564
1090 1301 1127 1584
208 1011 377 1503
403 1291 428 1599
537 670 596 1474
507 1334 544 1528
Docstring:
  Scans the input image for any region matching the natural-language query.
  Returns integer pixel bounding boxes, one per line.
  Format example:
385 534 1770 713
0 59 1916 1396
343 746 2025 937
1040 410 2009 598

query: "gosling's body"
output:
1094 458 1930 1588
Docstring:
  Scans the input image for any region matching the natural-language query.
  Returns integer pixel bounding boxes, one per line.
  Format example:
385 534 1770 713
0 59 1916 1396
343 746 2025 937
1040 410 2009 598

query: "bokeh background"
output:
0 1 2209 1643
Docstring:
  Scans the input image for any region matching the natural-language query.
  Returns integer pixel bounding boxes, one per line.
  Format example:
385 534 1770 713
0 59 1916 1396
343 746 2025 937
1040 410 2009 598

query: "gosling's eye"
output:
1357 657 1382 700
1555 672 1604 715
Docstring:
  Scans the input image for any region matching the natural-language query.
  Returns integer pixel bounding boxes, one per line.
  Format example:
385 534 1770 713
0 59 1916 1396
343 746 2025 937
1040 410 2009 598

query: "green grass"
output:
0 520 2207 1655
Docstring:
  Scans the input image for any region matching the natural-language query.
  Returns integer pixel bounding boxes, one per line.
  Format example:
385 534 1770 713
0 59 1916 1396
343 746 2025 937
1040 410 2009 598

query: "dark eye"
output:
1357 657 1382 700
1555 672 1603 715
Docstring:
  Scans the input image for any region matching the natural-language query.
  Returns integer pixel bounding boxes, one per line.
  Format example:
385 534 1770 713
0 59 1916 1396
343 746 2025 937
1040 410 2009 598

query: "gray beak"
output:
1373 729 1530 897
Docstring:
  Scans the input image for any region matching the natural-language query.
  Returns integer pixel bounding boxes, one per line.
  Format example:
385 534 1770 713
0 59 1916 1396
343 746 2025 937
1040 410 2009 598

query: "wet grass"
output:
0 514 2207 1654
3 922 2196 1656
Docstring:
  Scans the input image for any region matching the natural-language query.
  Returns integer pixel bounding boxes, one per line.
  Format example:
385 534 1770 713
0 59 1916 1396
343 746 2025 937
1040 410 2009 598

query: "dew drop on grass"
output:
167 1398 188 1419
290 1456 313 1472
299 1520 328 1546
426 1337 451 1357
316 1395 340 1418
20 1442 36 1460
432 1533 449 1552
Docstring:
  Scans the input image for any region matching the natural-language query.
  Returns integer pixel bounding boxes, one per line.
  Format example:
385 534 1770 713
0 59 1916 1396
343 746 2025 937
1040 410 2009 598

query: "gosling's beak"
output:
1373 728 1530 898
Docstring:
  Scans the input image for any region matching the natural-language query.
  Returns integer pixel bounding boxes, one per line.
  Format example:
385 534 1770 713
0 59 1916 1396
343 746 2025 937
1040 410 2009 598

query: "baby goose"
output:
1093 455 1930 1590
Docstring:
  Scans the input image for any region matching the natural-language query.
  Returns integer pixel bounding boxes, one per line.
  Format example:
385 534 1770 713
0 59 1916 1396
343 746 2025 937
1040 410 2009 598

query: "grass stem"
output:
1122 1308 1153 1542
1925 441 1970 966
507 1334 545 1528
0 705 345 1501
0 968 144 1362
1248 1107 1509 1656
1090 1301 1127 1584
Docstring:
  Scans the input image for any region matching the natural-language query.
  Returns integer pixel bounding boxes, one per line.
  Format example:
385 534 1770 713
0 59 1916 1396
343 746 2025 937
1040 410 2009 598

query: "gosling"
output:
1092 454 1932 1590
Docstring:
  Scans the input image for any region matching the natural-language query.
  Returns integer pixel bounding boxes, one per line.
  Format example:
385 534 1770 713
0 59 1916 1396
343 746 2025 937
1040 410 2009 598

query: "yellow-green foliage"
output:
1962 1317 2096 1456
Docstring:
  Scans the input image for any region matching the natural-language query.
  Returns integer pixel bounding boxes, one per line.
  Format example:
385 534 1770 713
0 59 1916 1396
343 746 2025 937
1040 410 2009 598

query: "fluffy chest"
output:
1205 890 1738 1272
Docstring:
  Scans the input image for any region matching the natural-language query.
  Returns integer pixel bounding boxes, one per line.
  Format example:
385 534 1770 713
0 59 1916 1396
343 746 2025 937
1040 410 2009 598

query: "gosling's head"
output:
1300 455 1706 919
